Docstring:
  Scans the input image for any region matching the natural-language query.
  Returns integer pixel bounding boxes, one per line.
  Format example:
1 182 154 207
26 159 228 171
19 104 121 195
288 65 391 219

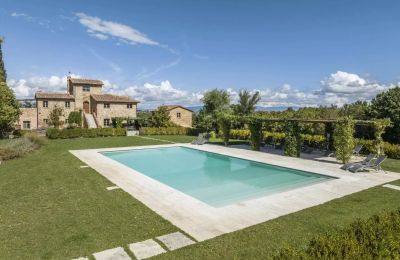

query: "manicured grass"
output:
0 136 180 259
382 158 400 173
0 135 399 259
144 135 197 143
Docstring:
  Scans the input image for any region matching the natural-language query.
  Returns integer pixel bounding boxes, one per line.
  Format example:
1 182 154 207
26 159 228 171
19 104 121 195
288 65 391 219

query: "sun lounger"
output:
348 155 387 173
340 153 375 170
353 144 363 156
191 133 210 145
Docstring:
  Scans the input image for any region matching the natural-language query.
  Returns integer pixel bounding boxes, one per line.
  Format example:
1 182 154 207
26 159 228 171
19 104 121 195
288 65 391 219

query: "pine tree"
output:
0 37 6 83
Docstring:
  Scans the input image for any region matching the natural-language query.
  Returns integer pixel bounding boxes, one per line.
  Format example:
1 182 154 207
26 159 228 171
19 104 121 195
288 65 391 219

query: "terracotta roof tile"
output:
68 78 103 85
91 94 139 103
35 92 74 100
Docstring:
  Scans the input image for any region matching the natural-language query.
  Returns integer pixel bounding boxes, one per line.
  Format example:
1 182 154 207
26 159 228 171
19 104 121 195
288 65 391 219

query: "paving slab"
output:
156 232 195 251
93 247 131 260
383 184 400 191
71 257 88 260
106 186 120 191
80 165 89 168
129 239 166 259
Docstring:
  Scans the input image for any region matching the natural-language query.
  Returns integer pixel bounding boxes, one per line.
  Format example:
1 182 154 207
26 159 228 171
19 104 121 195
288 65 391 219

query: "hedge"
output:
139 127 199 136
274 210 400 259
356 139 400 159
46 128 126 139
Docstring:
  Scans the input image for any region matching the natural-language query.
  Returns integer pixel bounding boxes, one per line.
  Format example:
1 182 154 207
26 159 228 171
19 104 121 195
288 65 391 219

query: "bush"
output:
284 121 301 157
0 132 45 161
334 117 355 164
46 128 127 139
139 127 199 136
356 139 400 159
274 210 400 259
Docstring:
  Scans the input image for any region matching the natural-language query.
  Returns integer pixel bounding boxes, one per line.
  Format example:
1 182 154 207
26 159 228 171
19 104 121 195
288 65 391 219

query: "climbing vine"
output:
284 121 301 157
372 118 392 155
217 112 234 146
247 116 263 151
333 117 355 164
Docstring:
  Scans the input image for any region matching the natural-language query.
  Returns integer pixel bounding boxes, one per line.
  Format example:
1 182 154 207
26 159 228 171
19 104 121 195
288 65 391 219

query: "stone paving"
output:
93 247 131 260
156 232 195 251
129 239 166 259
106 186 120 191
383 184 400 191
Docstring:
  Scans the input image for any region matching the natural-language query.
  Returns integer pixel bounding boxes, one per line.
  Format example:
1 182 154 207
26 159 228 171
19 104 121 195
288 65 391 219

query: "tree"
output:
0 37 6 83
0 82 20 136
232 90 261 115
48 105 64 128
201 89 231 115
370 87 400 144
334 117 355 164
67 111 82 128
150 106 171 127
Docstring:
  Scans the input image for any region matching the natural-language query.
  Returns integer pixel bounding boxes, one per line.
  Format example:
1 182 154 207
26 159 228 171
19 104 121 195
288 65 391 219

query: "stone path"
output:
129 239 166 259
79 165 89 168
74 231 196 260
383 184 400 191
106 186 120 191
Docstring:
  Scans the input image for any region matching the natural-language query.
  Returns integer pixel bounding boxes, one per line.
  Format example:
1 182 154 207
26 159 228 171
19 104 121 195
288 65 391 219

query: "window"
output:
65 101 70 108
82 85 90 92
104 103 110 108
104 119 110 126
127 103 133 109
43 119 48 125
177 112 181 119
23 121 31 129
43 100 48 108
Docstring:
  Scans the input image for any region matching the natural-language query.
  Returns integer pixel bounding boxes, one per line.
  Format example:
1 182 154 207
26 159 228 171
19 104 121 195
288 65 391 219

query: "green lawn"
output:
0 135 399 259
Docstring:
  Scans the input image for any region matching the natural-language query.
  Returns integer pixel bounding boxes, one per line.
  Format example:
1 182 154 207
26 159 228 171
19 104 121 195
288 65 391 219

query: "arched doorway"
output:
83 101 90 114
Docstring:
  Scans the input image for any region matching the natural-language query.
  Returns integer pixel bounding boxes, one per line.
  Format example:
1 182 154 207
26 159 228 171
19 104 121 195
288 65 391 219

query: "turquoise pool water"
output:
102 147 332 207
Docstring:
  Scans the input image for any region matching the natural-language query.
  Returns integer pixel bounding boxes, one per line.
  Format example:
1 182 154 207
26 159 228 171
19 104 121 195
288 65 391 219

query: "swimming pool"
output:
102 146 332 207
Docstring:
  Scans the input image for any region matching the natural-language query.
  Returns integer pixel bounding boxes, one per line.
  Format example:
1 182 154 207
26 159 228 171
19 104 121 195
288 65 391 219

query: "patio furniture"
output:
340 153 375 170
353 144 363 156
191 133 210 145
348 155 387 173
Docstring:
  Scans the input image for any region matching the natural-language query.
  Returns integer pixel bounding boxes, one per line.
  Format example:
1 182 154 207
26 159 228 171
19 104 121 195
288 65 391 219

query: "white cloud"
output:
135 58 181 80
75 13 158 46
10 12 53 31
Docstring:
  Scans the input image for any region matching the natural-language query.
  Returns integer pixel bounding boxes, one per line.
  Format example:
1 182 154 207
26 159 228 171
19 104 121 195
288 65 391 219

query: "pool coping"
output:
70 144 400 241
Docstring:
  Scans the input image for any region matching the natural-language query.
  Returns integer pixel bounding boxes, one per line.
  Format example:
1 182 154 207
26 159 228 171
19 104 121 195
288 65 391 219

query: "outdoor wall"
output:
37 99 75 128
17 108 38 130
72 85 102 111
95 102 137 127
168 107 193 127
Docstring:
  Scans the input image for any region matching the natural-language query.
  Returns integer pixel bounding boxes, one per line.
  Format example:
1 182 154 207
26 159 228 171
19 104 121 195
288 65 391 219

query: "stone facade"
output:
16 77 139 129
160 105 193 127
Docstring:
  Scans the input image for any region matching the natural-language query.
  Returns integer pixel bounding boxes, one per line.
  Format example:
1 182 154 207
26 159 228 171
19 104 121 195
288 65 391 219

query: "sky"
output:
1 0 400 109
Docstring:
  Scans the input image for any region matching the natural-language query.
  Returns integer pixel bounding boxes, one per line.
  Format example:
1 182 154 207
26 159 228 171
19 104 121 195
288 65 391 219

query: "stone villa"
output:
17 77 139 129
158 105 193 128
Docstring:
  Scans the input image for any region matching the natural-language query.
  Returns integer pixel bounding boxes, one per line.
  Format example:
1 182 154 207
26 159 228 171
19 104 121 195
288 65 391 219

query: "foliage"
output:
67 111 82 128
111 117 124 128
370 86 400 143
232 90 261 115
139 126 199 136
247 117 263 151
46 128 126 139
48 105 64 129
193 109 214 132
217 112 234 146
136 111 152 128
0 37 6 83
372 118 392 155
284 121 301 157
0 132 45 161
274 210 400 259
356 139 400 159
339 100 370 120
149 106 171 127
0 82 20 137
201 88 231 115
334 117 355 164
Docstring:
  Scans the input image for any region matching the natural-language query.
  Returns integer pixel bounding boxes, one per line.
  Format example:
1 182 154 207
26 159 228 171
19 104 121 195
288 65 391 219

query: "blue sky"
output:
1 0 400 108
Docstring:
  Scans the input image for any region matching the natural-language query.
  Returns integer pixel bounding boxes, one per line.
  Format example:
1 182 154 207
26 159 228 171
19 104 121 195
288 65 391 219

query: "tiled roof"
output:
35 92 74 100
68 78 103 85
91 94 139 103
159 105 193 112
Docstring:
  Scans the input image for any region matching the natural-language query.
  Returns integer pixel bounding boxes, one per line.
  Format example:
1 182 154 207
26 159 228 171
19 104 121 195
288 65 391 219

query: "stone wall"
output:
72 85 102 111
17 108 38 130
37 99 75 128
168 107 193 127
95 102 137 127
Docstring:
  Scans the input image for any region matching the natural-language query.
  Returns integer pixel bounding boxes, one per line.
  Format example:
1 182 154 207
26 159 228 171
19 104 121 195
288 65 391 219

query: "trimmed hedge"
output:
46 128 126 139
274 210 400 259
139 127 199 136
356 139 400 159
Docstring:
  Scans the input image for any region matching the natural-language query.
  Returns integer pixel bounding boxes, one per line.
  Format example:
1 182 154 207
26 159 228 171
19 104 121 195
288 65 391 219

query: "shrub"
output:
0 132 45 161
68 111 82 127
46 128 126 139
284 121 301 157
356 139 400 159
274 210 400 259
217 113 233 146
248 117 263 151
139 127 199 136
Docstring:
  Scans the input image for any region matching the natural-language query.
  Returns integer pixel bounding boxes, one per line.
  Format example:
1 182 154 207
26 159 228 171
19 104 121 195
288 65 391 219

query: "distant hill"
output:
140 105 298 113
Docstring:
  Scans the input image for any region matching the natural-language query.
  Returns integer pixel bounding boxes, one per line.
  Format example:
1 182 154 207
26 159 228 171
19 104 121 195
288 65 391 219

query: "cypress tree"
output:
0 37 6 83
